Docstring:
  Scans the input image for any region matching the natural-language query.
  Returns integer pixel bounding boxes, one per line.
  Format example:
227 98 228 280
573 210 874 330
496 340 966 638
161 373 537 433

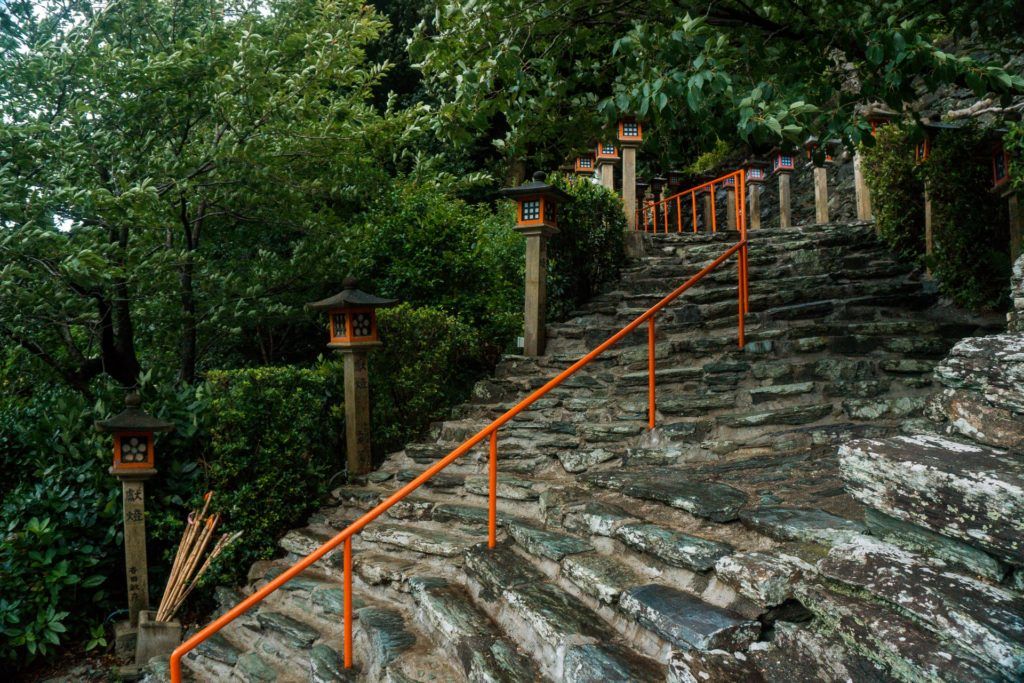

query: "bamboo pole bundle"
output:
156 492 241 622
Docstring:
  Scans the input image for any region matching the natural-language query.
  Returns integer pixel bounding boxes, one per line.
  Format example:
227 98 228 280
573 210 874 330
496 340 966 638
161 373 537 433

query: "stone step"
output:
464 543 664 682
361 523 478 558
738 506 866 547
580 467 748 522
817 536 1024 676
614 522 733 572
619 583 760 651
407 576 541 682
798 583 1009 682
840 434 1024 567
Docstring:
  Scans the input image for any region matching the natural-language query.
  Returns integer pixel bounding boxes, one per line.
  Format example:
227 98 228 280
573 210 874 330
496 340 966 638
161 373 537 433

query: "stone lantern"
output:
499 172 571 356
771 148 796 228
574 154 595 177
743 159 769 230
617 119 643 230
96 393 174 633
594 143 620 191
308 277 397 475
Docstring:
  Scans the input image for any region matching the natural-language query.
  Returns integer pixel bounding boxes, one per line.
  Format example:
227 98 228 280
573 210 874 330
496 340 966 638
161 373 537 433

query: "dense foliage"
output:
861 125 926 261
548 177 628 320
921 127 1011 310
412 0 1024 165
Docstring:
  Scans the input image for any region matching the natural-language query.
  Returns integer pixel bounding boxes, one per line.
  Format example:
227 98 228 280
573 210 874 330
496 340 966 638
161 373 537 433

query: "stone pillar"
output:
621 146 638 230
1009 193 1022 264
597 161 615 192
924 181 934 271
748 184 762 230
700 190 714 232
778 172 792 228
726 185 737 231
813 166 829 224
121 478 149 627
854 150 872 222
341 350 373 475
520 227 553 356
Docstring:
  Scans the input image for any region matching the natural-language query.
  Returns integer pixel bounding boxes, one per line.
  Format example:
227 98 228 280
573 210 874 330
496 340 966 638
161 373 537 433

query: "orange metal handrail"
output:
639 170 746 236
169 173 750 681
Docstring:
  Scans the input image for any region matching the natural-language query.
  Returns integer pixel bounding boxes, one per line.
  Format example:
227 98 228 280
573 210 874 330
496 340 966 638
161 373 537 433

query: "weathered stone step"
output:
464 544 663 682
408 576 541 682
738 506 866 547
580 468 748 522
840 434 1024 566
818 537 1024 676
798 583 1008 682
620 583 760 652
361 523 477 558
614 522 733 572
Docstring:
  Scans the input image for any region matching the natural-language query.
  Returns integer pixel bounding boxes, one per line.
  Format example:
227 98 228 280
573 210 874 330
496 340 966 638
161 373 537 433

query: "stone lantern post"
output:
697 174 715 232
499 172 571 356
743 159 768 230
307 278 397 476
856 103 898 223
595 143 619 192
770 149 797 227
96 393 174 636
618 120 643 230
805 136 834 224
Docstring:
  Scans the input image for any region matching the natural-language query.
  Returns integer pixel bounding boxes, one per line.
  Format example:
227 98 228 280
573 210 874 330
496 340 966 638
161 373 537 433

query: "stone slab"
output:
714 551 814 608
840 434 1024 565
739 506 864 546
505 519 594 561
818 536 1024 676
619 584 760 651
561 554 642 605
616 523 733 572
582 468 748 522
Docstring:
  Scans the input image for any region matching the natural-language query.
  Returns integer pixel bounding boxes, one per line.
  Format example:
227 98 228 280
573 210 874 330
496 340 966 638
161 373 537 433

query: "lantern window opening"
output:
113 430 155 470
618 120 642 141
522 198 542 222
993 146 1010 188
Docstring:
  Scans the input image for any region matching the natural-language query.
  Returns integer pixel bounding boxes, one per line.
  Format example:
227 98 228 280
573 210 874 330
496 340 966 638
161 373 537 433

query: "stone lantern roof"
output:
95 392 174 433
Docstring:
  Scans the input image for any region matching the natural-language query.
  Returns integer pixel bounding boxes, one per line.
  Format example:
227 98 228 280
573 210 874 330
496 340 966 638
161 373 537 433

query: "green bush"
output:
921 126 1011 310
0 390 116 672
547 175 628 320
371 304 487 455
200 364 345 587
344 179 523 351
861 124 926 261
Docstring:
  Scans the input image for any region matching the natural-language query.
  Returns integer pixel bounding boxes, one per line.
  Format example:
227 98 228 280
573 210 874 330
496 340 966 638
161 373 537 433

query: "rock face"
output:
840 434 1024 566
1009 254 1023 333
932 334 1024 450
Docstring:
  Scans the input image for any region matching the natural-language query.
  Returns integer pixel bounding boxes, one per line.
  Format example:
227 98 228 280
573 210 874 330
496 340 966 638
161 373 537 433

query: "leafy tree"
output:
0 0 408 393
412 0 1024 166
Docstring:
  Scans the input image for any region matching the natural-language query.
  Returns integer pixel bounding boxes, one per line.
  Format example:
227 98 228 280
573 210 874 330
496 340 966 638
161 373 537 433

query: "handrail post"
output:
676 196 682 233
343 537 353 668
710 183 718 233
648 317 656 429
488 431 497 548
691 193 697 233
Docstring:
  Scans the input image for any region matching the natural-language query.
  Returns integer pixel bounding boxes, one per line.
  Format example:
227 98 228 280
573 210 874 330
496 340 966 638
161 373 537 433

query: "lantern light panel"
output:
328 306 379 345
915 138 931 163
113 431 154 471
595 143 619 160
773 154 795 173
574 156 594 172
618 120 642 142
746 167 765 181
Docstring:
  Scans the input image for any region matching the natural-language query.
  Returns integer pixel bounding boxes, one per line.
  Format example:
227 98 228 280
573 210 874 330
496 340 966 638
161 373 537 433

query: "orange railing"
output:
169 170 750 681
638 169 746 236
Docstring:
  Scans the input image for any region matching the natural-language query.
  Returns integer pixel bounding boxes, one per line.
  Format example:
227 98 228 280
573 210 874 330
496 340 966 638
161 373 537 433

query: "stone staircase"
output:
158 222 1024 682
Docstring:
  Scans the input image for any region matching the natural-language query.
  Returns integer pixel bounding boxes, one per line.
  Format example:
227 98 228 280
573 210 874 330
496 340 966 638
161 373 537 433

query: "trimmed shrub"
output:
547 175 628 320
199 363 345 587
921 126 1011 310
860 124 926 261
371 304 487 455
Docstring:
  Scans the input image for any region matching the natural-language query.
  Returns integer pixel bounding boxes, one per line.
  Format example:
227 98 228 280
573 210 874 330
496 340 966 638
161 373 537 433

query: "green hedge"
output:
861 124 926 261
547 175 628 320
921 126 1011 310
200 363 345 587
